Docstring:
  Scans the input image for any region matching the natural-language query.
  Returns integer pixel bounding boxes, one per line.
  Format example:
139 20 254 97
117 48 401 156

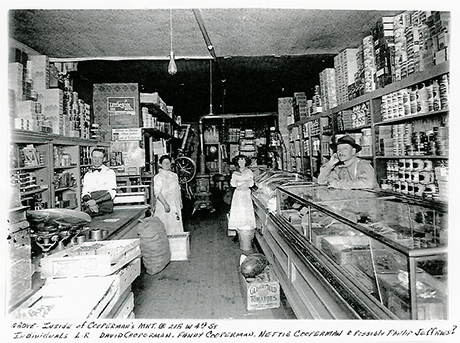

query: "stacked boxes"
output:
334 48 358 105
140 92 169 114
336 109 353 131
373 16 395 89
42 89 64 135
360 128 373 156
278 97 294 126
379 124 396 157
425 11 450 65
29 55 50 91
9 62 24 102
392 12 411 81
348 44 365 100
319 68 337 111
362 35 377 93
311 86 323 114
8 49 92 136
293 92 307 121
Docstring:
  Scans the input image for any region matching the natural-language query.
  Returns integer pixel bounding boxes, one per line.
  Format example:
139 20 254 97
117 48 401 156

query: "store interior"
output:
6 8 451 322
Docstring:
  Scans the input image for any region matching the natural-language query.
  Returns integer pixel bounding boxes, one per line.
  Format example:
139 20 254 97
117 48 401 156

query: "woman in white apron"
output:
154 155 183 235
228 155 256 249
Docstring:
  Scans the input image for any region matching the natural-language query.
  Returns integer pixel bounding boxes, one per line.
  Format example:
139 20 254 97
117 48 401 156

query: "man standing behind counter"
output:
317 135 377 190
82 148 117 217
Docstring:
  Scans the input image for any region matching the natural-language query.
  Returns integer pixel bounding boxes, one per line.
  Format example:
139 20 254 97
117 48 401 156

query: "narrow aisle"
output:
132 194 294 319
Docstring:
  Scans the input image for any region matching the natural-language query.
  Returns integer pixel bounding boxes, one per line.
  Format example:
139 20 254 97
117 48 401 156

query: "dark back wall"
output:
73 54 335 123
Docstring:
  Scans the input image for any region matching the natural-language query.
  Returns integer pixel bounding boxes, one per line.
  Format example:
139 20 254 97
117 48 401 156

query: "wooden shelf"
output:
11 165 47 172
375 155 448 159
140 103 180 129
9 205 30 213
287 112 330 130
53 164 78 170
142 127 180 143
54 187 77 192
374 109 448 126
335 125 372 134
20 186 48 197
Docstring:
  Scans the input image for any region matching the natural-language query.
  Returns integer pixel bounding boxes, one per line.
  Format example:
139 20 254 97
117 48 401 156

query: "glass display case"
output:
272 184 447 320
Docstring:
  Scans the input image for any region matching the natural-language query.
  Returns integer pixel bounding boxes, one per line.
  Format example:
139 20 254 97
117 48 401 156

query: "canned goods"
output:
404 159 413 170
424 183 437 194
407 182 415 195
404 170 412 181
394 181 401 192
412 159 424 171
419 171 435 184
400 181 408 194
439 74 449 110
432 79 441 111
91 229 102 241
423 159 433 171
414 183 425 196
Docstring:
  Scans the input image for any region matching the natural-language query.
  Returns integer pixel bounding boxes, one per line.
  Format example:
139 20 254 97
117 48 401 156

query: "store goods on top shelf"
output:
380 73 449 121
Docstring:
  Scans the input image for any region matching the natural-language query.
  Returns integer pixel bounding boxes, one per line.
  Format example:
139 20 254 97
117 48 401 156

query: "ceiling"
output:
9 8 403 121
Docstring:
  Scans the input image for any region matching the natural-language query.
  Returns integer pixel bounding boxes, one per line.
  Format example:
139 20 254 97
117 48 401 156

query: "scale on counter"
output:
26 208 91 256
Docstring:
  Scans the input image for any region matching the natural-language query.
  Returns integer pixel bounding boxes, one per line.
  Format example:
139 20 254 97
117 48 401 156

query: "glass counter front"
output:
274 184 447 320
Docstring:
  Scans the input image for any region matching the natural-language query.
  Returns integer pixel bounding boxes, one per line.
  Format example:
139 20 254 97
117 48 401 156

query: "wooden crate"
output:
167 232 190 261
40 239 140 278
9 276 118 319
113 257 141 296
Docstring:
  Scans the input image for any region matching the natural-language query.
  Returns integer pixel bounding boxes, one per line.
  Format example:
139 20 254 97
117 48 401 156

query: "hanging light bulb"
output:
168 9 177 75
168 51 177 75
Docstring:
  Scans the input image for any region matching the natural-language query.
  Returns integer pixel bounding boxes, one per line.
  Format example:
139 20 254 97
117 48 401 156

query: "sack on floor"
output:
136 216 171 275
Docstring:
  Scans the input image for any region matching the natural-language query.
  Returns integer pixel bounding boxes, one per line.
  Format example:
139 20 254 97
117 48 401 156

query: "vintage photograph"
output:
4 2 458 342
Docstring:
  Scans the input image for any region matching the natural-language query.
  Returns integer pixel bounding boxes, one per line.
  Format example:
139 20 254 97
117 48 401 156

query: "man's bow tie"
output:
91 167 102 172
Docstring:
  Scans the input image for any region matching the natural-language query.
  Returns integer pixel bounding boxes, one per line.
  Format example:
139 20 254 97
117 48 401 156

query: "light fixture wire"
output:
209 60 213 115
168 8 177 75
170 9 173 52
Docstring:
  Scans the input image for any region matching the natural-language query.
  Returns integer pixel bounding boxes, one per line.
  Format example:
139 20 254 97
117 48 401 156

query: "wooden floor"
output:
131 191 296 320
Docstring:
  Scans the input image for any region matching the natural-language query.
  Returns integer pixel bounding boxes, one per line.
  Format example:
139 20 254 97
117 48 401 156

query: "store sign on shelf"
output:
112 128 142 141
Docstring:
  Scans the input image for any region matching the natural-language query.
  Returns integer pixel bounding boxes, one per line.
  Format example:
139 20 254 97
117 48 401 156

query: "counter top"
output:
85 205 149 240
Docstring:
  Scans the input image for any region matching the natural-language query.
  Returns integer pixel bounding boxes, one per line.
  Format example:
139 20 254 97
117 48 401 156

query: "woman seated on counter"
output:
317 135 377 190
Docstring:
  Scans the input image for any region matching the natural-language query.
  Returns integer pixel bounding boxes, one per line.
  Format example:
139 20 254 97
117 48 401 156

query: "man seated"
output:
81 148 117 217
317 135 377 190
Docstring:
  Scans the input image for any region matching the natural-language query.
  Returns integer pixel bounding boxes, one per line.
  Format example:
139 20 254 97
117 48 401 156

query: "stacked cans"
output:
380 73 449 121
385 158 438 198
